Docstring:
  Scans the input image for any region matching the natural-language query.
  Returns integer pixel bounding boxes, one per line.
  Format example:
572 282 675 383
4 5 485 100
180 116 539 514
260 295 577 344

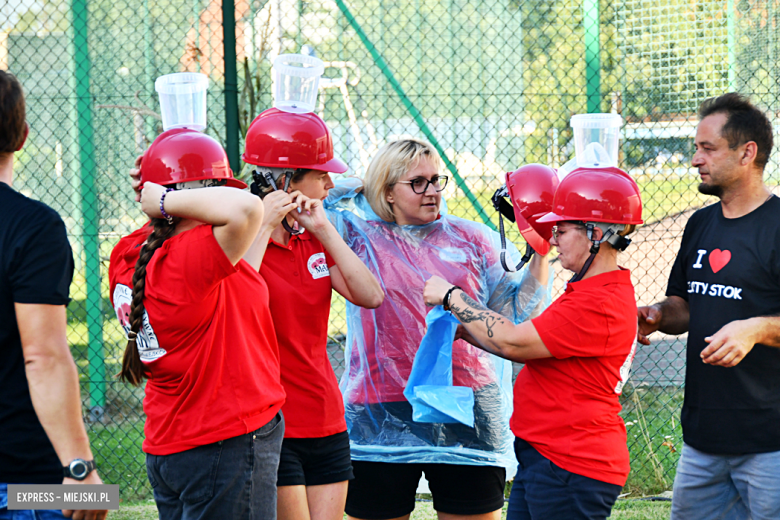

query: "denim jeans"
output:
0 484 67 520
506 438 621 520
671 443 780 520
146 412 284 520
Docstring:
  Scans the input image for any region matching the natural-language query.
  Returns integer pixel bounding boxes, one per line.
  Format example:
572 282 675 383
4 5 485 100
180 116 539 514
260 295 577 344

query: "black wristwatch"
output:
62 459 96 480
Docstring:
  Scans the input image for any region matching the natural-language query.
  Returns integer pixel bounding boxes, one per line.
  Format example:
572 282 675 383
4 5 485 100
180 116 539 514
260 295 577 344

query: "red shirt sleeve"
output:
146 225 238 304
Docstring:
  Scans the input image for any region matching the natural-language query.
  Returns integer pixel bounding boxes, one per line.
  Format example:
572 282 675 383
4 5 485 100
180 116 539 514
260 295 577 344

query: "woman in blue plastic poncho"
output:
325 138 553 520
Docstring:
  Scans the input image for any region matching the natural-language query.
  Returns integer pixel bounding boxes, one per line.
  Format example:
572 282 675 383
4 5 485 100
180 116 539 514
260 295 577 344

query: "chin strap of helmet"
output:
492 186 535 272
569 223 603 283
250 167 303 235
569 223 632 283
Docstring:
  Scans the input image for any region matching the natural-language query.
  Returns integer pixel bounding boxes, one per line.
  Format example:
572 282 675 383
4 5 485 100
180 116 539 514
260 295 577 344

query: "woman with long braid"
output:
109 130 285 520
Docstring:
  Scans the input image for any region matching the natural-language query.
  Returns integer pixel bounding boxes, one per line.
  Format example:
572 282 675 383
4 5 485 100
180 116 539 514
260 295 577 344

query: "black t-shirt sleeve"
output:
10 211 74 305
666 217 694 301
666 248 688 300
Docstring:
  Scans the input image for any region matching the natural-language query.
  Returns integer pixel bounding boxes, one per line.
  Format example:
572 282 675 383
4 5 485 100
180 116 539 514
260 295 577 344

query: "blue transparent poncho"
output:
325 180 553 469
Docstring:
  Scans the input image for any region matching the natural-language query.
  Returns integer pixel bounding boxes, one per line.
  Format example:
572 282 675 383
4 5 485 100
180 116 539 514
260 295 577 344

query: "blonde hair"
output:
620 224 637 236
363 138 442 222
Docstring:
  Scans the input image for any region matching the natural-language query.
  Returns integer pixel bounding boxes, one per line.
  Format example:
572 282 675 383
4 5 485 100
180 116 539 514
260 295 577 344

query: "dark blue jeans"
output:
146 412 284 520
507 437 622 520
0 484 67 520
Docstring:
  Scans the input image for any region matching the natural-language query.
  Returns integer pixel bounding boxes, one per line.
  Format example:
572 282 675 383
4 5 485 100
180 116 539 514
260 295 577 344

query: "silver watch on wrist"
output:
62 459 96 480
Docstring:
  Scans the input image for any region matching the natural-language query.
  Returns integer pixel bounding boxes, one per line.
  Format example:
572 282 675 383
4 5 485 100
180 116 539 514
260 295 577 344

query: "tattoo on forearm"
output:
450 292 506 338
460 292 490 312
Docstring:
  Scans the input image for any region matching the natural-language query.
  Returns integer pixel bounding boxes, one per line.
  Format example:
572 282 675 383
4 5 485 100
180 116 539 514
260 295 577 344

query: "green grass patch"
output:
113 498 671 519
611 499 672 519
636 174 709 223
110 500 158 520
89 421 152 502
621 384 683 496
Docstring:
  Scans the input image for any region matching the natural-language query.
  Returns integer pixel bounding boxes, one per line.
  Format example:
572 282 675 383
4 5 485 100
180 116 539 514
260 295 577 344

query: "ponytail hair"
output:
119 217 179 385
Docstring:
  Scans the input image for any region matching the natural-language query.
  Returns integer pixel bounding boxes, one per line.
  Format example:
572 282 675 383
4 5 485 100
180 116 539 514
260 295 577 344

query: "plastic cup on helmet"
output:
570 113 622 168
155 73 209 131
272 54 325 114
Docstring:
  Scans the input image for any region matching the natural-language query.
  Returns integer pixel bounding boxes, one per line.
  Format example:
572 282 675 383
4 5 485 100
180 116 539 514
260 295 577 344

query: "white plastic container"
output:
155 72 209 131
570 113 623 168
273 54 325 114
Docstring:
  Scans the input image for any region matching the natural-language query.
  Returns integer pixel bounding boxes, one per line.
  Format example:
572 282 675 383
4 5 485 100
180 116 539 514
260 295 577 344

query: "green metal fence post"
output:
727 0 736 91
144 0 156 138
223 0 240 173
333 0 495 230
193 0 202 73
71 0 105 420
583 0 601 113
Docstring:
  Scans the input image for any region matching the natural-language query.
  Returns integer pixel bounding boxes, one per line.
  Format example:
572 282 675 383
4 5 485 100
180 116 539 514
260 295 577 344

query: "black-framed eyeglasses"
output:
396 175 449 194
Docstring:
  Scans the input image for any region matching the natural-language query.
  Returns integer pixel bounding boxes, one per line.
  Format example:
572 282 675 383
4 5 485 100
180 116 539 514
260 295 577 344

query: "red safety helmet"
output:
537 166 643 226
140 128 247 189
242 107 348 173
505 164 559 255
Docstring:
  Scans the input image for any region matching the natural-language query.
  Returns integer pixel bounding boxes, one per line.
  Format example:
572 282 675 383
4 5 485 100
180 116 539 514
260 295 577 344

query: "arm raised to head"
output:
140 182 264 265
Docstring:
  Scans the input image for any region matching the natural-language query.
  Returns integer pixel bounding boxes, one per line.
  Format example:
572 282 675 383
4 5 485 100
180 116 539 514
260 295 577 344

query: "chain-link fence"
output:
4 0 779 500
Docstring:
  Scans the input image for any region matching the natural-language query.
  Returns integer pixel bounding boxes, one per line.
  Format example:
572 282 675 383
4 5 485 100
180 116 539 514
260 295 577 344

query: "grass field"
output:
110 498 672 519
621 385 682 496
90 421 150 501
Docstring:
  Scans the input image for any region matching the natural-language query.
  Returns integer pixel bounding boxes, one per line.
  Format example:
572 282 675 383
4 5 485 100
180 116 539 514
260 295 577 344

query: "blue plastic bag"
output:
403 306 475 427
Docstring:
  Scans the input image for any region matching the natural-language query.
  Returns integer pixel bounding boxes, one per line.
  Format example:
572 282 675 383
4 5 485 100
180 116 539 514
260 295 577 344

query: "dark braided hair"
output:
119 217 179 385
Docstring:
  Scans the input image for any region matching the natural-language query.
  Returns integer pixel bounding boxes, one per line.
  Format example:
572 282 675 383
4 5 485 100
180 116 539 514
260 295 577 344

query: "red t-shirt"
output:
511 269 637 486
109 224 285 455
260 230 344 438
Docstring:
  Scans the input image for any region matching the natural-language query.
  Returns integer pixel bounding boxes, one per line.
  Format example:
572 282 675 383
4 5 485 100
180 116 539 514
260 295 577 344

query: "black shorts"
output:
345 461 506 519
277 431 354 487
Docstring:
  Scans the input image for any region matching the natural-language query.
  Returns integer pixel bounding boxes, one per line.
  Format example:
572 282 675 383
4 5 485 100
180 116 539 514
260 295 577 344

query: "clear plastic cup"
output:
273 54 325 114
155 73 209 131
570 113 623 168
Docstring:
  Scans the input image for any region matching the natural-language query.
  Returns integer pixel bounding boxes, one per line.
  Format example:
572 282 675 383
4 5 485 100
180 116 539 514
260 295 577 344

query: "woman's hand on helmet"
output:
289 192 331 235
140 182 166 219
129 154 143 203
259 190 298 231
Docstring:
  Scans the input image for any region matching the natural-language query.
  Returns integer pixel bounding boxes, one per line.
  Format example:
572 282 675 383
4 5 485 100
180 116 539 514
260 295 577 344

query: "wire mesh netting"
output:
3 0 780 500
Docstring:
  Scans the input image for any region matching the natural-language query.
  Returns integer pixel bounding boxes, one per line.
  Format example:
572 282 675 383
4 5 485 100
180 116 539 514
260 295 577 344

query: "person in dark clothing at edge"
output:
638 93 780 520
0 71 108 520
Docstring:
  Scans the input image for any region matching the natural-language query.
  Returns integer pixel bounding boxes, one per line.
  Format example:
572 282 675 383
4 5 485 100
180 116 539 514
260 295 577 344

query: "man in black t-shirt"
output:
639 93 780 520
0 72 107 519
